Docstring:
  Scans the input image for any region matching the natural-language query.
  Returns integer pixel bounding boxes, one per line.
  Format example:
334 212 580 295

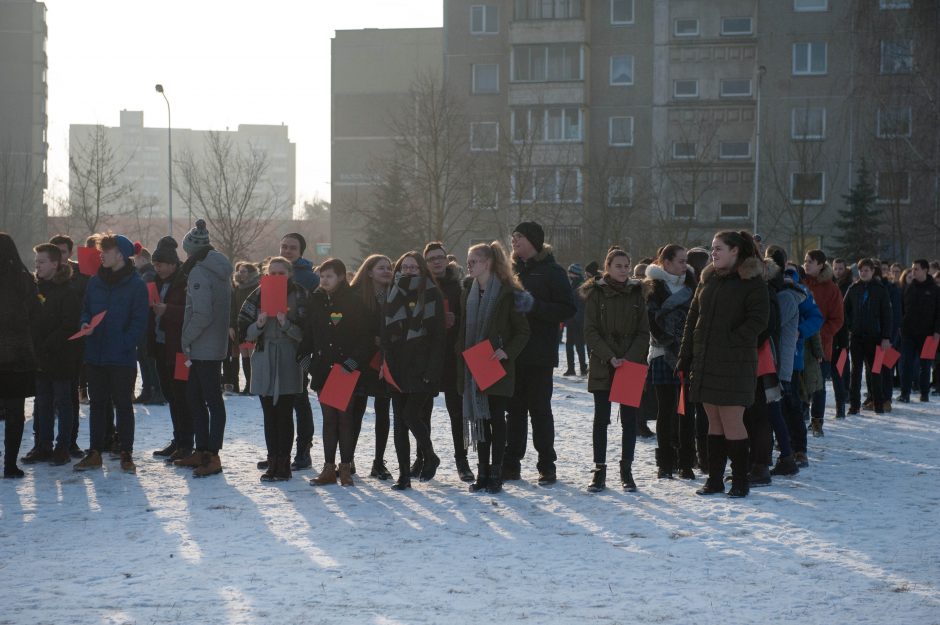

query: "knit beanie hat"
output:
115 235 136 262
283 232 307 256
152 236 181 265
513 221 545 252
567 263 584 277
183 219 211 256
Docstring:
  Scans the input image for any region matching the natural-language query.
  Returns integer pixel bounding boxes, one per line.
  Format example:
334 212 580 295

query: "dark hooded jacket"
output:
643 264 696 371
435 262 464 393
844 277 892 341
512 245 577 367
383 274 446 393
305 280 375 394
901 274 940 340
35 263 81 379
581 276 650 393
148 266 188 367
82 262 150 368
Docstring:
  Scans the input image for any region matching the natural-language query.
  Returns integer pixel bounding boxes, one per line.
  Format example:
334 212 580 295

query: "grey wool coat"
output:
245 288 306 402
182 249 234 361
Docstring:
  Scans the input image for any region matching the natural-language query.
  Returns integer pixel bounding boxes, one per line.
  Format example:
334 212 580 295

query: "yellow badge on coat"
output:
330 312 343 325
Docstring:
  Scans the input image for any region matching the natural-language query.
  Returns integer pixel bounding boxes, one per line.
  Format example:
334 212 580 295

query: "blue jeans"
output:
592 391 637 466
811 361 831 422
900 336 932 398
187 360 227 452
830 347 847 411
87 364 136 453
781 379 807 454
34 374 74 447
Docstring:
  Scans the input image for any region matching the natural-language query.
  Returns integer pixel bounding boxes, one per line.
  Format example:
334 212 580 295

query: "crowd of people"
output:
2 220 938 499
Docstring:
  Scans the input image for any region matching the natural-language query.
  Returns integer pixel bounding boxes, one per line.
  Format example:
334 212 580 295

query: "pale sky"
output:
44 0 443 212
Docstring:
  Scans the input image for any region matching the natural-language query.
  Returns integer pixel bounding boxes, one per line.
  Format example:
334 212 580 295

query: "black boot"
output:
726 438 750 498
419 450 440 482
370 458 392 480
469 464 489 493
391 470 411 490
696 435 727 495
619 461 636 492
455 455 475 483
655 448 673 479
748 463 772 487
770 455 800 476
695 434 708 471
409 452 424 479
636 416 655 439
486 465 503 494
587 464 606 493
291 443 312 470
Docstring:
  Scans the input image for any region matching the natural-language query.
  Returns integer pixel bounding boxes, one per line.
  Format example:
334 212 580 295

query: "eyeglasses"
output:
426 254 446 262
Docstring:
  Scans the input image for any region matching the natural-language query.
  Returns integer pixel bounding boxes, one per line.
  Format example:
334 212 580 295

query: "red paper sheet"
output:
260 274 288 316
757 340 776 376
174 353 190 381
380 360 402 392
239 342 254 351
444 300 450 315
77 247 101 277
677 372 686 416
319 364 360 412
67 310 107 340
608 360 648 408
462 340 507 392
147 282 160 305
921 336 939 360
882 346 901 370
873 346 884 373
836 349 848 376
369 351 382 371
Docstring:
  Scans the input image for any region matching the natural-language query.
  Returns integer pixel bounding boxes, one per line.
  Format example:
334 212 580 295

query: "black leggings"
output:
2 398 25 469
350 395 391 462
320 402 363 464
653 384 696 470
261 395 296 458
392 392 435 474
417 390 466 461
474 396 508 468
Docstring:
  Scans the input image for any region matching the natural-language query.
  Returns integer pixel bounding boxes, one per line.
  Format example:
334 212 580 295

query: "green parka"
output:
581 277 650 393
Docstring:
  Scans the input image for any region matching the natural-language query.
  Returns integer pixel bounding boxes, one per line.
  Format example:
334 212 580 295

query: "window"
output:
511 107 581 142
512 45 583 82
877 107 912 138
674 18 699 36
471 181 499 210
674 203 695 218
881 40 913 74
790 172 825 203
880 0 910 8
719 142 751 159
608 176 634 207
791 107 826 139
876 172 911 203
793 42 827 75
609 116 634 146
673 79 699 98
720 79 752 97
513 0 582 20
611 0 634 24
472 64 499 94
672 142 696 160
720 203 750 218
470 122 499 151
610 55 634 85
470 5 499 34
721 17 753 35
511 168 582 203
794 0 827 10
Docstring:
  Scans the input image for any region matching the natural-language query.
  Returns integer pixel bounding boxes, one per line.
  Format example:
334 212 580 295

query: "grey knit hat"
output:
183 219 211 256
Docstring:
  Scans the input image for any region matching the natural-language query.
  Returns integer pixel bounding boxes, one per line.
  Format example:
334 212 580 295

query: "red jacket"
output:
147 269 187 367
804 263 844 361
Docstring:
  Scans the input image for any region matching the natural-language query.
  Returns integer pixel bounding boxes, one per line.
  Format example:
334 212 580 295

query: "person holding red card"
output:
677 231 768 498
238 257 307 482
898 259 940 403
456 242 530 494
582 247 649 493
304 258 373 487
803 250 846 426
844 258 892 415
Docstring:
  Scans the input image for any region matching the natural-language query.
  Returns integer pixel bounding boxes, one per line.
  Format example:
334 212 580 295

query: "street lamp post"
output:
155 84 173 237
752 66 766 236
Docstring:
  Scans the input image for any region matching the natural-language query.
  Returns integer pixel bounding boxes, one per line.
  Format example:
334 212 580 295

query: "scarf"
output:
462 276 502 446
385 274 438 343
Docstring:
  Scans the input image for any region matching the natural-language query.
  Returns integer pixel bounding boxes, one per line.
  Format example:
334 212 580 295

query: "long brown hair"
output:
468 241 520 289
715 230 761 267
393 251 434 296
351 254 392 311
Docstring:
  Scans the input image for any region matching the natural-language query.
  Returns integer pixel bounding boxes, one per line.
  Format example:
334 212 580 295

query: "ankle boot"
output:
695 434 708 471
391 470 411 490
486 465 503 494
419 450 440 482
655 448 673 479
338 462 354 487
726 439 750 498
409 452 424 478
696 435 727 495
260 455 279 482
370 459 392 480
619 461 636 492
455 456 475 483
291 444 312 470
588 464 606 493
469 463 489 493
311 463 337 485
278 456 293 481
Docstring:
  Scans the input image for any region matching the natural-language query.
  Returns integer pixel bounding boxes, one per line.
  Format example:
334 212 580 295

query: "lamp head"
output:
155 84 164 93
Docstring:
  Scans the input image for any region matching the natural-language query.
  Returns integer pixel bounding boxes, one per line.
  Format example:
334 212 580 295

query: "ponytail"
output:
468 241 521 289
716 230 760 266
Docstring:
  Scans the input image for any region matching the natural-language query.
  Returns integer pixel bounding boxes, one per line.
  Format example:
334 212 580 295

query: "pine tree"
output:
356 163 421 262
832 160 881 261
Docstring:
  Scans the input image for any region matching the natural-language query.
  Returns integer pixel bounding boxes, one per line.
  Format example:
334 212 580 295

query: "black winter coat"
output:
901 275 940 340
0 266 40 399
383 275 446 394
436 263 463 393
35 265 82 379
305 281 376 393
844 278 892 341
512 246 577 367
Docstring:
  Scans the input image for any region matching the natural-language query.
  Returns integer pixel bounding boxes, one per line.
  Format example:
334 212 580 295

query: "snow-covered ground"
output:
2 362 939 625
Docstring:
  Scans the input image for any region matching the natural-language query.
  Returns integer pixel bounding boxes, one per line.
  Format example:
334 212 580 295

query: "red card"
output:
921 336 939 360
757 340 776 376
882 347 901 370
836 349 848 376
147 282 160 305
608 360 648 408
260 274 288 316
444 300 450 315
677 372 686 416
462 340 507 392
77 246 101 277
380 359 402 392
239 342 254 351
174 352 190 381
369 351 382 371
319 364 360 412
872 346 884 373
68 310 107 340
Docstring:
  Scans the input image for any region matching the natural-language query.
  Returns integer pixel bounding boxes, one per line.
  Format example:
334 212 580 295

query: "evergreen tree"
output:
356 163 421 262
832 160 881 261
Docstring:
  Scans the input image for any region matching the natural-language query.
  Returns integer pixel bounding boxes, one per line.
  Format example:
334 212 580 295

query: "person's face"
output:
153 261 176 280
803 256 821 277
235 265 253 283
881 263 890 278
55 243 71 260
279 237 301 262
710 237 737 271
100 246 122 269
425 248 448 277
511 232 536 260
319 268 341 293
467 251 490 280
399 256 420 277
833 262 846 279
34 251 58 280
267 261 290 278
912 264 928 282
370 259 393 287
607 255 631 283
663 250 688 277
891 266 902 282
858 265 874 282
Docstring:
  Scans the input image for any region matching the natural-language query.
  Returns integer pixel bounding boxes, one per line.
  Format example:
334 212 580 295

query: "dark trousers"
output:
652 383 695 471
850 337 883 408
34 374 74 448
294 375 314 451
350 394 391 462
222 354 241 391
417 390 466 461
811 360 831 422
900 336 932 398
565 334 586 372
137 352 163 399
744 380 773 467
154 345 194 449
261 395 296 458
319 400 362 464
186 360 226 452
505 366 557 474
767 399 793 457
591 391 637 466
830 347 848 410
87 364 136 453
475 395 508 468
391 392 435 475
2 398 25 469
781 379 807 454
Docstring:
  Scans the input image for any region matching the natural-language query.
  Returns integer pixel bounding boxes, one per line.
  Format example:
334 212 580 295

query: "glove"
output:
341 357 358 372
514 290 535 313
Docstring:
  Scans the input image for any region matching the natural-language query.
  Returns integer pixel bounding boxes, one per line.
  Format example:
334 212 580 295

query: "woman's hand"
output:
277 312 287 327
152 303 167 316
610 357 624 368
491 348 508 361
256 311 268 328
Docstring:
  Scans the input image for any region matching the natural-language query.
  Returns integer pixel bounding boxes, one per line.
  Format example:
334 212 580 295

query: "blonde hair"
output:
468 241 520 289
266 256 293 276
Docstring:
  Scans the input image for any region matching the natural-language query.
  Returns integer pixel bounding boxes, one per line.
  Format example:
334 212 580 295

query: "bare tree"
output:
583 145 652 261
67 125 135 235
174 131 286 261
0 141 43 247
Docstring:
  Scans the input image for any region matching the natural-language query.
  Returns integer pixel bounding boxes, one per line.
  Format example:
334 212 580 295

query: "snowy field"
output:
2 360 940 625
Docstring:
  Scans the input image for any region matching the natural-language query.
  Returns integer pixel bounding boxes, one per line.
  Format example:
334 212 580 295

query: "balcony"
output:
509 19 586 45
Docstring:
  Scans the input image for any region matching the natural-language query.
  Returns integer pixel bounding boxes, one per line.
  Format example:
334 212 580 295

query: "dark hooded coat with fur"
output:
35 263 82 379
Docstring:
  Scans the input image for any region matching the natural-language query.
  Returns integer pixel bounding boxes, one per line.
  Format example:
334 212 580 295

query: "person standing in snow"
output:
843 258 892 415
562 263 587 377
802 250 845 433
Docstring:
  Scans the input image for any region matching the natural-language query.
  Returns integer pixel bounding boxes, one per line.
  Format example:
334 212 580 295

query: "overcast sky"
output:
44 0 443 211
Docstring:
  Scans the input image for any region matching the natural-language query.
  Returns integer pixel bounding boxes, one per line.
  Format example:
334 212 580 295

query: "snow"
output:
3 363 940 625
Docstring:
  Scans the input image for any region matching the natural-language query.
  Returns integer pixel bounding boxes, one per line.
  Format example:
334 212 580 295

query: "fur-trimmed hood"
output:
804 262 834 285
642 263 696 296
700 256 764 284
512 244 555 269
579 275 642 300
38 262 73 286
764 258 781 282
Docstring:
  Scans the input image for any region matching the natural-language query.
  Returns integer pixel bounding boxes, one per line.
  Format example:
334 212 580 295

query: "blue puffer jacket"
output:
82 263 150 367
292 257 320 292
784 268 824 373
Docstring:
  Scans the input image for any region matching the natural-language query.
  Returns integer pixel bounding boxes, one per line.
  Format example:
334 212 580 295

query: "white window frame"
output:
607 176 634 207
608 116 634 147
470 5 499 35
673 203 695 219
876 106 912 138
720 203 750 219
511 44 584 82
610 0 635 25
794 0 828 11
880 0 911 8
790 172 826 204
544 107 582 142
792 42 828 75
469 121 499 152
673 79 699 98
881 40 914 74
472 63 499 94
511 168 583 204
609 55 634 86
674 18 699 36
791 107 827 140
720 79 752 98
672 142 696 160
876 171 912 204
719 141 752 160
720 17 753 36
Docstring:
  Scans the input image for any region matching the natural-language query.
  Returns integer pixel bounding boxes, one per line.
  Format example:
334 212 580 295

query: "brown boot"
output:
173 450 206 468
166 447 193 464
50 444 71 466
193 452 222 478
73 450 102 471
338 462 354 487
260 455 279 482
310 462 337 485
277 456 293 481
120 452 137 474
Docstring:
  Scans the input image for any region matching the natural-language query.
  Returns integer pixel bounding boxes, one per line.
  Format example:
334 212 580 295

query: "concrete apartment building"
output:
0 0 47 253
